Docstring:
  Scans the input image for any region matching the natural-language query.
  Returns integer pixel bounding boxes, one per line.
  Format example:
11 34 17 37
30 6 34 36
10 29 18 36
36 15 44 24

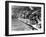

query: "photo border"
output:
5 1 45 36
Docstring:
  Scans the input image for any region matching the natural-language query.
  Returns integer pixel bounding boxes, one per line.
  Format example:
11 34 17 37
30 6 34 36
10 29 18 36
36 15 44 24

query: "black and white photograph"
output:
11 6 41 31
5 1 45 36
